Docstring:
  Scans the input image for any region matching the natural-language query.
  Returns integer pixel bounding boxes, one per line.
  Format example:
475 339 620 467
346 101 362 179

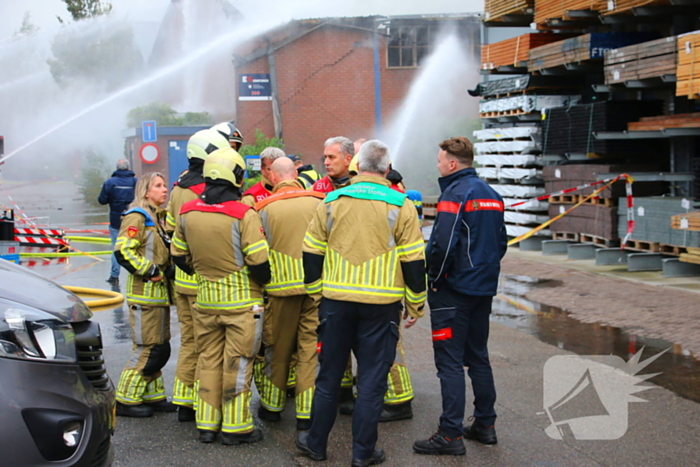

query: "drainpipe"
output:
373 25 382 138
267 42 283 140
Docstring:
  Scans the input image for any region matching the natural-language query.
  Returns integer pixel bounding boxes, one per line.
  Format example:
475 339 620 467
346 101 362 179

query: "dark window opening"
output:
387 24 436 68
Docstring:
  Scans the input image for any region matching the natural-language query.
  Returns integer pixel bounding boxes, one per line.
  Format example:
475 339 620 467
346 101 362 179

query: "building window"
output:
387 25 436 68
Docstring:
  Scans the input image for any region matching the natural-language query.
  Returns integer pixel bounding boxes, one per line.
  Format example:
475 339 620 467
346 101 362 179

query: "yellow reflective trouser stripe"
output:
143 377 166 401
243 240 268 255
384 364 414 404
405 287 427 304
287 366 297 387
116 369 148 404
260 374 285 412
196 397 222 431
117 237 149 275
172 235 188 250
341 368 354 388
173 377 195 406
192 380 200 410
304 280 322 294
396 239 425 256
303 233 327 251
222 391 254 433
296 387 314 419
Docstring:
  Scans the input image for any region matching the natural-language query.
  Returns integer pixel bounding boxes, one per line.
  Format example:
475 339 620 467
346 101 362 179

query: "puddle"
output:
494 275 700 403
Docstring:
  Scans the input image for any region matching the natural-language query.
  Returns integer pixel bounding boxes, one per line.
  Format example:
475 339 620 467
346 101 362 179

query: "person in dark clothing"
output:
413 137 507 456
98 159 137 284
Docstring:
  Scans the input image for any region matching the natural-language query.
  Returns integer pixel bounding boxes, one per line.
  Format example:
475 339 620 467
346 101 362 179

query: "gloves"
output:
164 265 176 281
142 264 160 281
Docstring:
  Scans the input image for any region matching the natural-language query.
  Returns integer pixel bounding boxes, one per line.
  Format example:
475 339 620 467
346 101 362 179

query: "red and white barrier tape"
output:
14 235 67 246
14 227 64 237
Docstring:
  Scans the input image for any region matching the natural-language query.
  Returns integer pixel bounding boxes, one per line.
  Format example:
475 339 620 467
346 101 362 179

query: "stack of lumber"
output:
529 33 652 72
671 211 700 231
484 0 534 22
534 0 606 26
604 36 676 84
543 164 665 199
627 113 700 131
542 100 664 156
482 33 565 70
603 0 671 16
677 31 700 97
618 197 700 247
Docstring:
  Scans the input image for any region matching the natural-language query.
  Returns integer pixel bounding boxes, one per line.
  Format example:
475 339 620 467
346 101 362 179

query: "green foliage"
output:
238 129 284 156
58 0 113 23
15 11 38 37
242 172 263 191
47 22 143 92
77 150 111 208
126 102 212 128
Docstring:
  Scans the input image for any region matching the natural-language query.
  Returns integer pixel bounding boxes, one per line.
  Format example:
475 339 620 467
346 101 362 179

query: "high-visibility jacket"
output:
311 175 351 194
171 199 270 313
302 175 426 317
296 165 321 189
255 180 325 297
240 180 273 207
115 206 171 306
165 178 205 295
406 190 423 220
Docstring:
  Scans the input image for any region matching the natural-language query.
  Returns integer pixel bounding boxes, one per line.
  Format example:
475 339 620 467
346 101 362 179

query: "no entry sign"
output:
139 143 160 164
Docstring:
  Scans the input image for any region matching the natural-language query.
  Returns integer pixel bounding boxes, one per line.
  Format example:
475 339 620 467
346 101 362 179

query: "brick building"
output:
233 15 480 166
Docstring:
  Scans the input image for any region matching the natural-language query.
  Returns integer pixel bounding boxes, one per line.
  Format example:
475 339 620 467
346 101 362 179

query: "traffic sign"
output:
142 121 157 142
139 143 160 164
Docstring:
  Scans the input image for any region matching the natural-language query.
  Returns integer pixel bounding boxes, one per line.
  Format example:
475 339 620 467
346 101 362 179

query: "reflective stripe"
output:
387 208 399 248
304 280 322 294
323 282 403 298
405 287 427 304
396 239 424 256
231 222 244 268
243 239 268 255
172 377 195 406
172 235 188 250
296 386 314 418
117 237 149 275
166 212 177 227
303 232 327 251
196 273 261 310
260 211 273 245
142 377 166 401
437 201 460 214
267 250 305 295
222 391 254 433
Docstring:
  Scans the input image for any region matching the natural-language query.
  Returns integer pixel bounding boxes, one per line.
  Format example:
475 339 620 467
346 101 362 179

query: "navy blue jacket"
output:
426 168 507 296
98 170 137 229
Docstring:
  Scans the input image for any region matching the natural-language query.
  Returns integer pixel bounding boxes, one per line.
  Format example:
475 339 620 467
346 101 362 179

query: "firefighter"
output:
171 147 270 445
240 147 285 206
288 154 321 189
254 157 325 430
165 129 230 422
312 137 354 193
211 121 244 151
114 172 176 418
296 140 426 465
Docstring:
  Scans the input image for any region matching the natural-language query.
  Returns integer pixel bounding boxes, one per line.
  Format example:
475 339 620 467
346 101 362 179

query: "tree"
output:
57 0 113 23
126 102 212 128
77 150 111 208
239 130 284 190
14 11 38 37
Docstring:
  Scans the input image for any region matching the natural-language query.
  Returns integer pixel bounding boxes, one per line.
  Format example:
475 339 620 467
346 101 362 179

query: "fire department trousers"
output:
172 293 198 408
260 294 318 419
428 287 497 439
308 298 400 461
116 304 171 405
193 306 263 434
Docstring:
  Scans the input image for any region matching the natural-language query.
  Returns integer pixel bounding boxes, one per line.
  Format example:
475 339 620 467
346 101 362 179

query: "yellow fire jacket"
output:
302 175 426 318
255 180 325 297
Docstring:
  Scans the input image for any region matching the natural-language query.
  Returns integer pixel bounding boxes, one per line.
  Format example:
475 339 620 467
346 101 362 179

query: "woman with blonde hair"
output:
114 172 176 417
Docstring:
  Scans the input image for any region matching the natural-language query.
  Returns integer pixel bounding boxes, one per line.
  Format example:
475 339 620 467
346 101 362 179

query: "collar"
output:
438 167 476 193
351 174 392 188
272 179 304 193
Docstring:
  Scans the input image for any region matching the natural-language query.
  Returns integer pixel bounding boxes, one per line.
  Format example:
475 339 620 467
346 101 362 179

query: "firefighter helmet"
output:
211 122 244 150
203 147 246 187
187 129 230 162
349 154 360 176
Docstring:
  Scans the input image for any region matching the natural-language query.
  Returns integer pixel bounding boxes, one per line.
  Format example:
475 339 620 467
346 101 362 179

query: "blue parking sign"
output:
142 121 157 143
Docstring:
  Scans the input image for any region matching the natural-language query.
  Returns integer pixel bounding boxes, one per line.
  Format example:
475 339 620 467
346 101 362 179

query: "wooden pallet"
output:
657 244 689 256
580 233 620 247
581 195 617 207
625 239 661 252
552 231 580 241
549 194 579 204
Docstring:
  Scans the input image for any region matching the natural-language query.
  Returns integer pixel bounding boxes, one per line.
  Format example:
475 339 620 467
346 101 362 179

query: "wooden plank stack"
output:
677 31 700 97
528 33 651 72
603 0 670 16
671 211 700 231
627 113 700 131
604 36 676 84
484 0 535 22
534 0 606 27
482 33 565 70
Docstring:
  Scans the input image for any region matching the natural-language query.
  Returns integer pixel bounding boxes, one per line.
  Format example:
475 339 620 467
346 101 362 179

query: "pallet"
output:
625 239 661 252
552 231 580 241
549 194 578 204
657 244 689 256
581 195 617 207
580 233 619 247
480 110 537 118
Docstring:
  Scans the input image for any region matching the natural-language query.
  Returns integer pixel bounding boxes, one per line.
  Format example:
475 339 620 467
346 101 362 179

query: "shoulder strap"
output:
325 182 407 207
123 207 155 227
180 200 251 220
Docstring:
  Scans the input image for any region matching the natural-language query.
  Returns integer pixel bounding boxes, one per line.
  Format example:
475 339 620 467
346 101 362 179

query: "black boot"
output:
463 418 498 445
351 448 386 466
338 387 354 415
258 406 282 422
221 428 263 445
116 402 153 418
295 431 326 461
199 430 218 443
145 399 177 412
413 429 466 456
296 418 312 431
379 401 413 423
178 406 196 422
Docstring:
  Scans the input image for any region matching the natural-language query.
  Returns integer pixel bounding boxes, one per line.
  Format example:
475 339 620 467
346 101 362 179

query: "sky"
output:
0 0 485 41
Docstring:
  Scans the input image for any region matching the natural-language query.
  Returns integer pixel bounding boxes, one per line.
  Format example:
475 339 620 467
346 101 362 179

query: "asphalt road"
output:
46 252 700 467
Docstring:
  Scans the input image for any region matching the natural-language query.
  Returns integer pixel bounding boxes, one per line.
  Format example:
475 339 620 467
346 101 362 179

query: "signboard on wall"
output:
142 120 157 142
239 74 272 101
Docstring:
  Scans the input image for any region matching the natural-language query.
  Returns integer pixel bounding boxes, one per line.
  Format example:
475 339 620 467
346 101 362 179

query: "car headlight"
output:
0 298 76 363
